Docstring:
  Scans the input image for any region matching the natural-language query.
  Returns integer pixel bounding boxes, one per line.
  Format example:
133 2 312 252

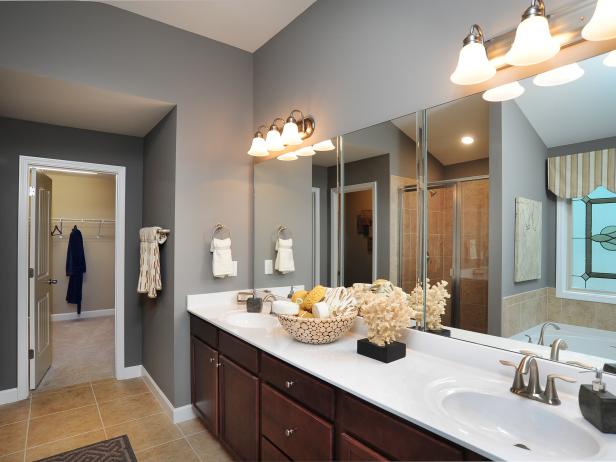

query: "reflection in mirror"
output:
428 50 616 371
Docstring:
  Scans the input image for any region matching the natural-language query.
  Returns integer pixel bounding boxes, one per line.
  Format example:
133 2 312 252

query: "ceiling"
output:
0 68 175 137
515 52 616 148
106 0 317 52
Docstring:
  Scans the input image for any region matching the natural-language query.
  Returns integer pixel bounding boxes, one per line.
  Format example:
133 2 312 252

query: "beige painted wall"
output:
48 172 115 314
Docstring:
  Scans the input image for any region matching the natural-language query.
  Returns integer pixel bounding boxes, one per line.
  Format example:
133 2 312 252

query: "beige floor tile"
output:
105 413 181 453
137 438 199 462
92 378 149 403
25 430 106 462
27 405 102 448
0 400 30 427
177 418 207 437
98 393 161 427
188 430 233 462
0 451 24 462
0 421 27 457
31 385 95 418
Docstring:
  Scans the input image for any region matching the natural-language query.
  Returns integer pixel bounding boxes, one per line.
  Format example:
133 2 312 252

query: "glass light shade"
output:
281 121 302 146
296 146 316 157
582 0 616 41
450 42 496 85
604 51 616 67
265 128 284 152
482 81 525 102
505 15 560 66
533 63 584 87
247 136 268 156
313 139 336 151
277 152 298 161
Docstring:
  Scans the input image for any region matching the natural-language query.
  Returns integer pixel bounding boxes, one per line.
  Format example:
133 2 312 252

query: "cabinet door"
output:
191 336 219 436
339 433 388 461
219 355 260 461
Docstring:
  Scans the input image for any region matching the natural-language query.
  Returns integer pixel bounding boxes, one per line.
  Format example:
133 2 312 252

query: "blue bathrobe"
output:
66 226 86 314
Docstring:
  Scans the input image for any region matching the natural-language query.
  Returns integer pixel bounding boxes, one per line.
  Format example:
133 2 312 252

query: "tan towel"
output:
137 227 168 298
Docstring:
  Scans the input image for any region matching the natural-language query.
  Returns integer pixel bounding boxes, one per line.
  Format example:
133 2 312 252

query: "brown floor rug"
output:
35 435 137 462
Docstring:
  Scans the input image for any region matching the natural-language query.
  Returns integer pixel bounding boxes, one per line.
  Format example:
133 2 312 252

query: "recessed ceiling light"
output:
533 63 584 87
482 81 525 102
461 136 475 145
604 51 616 68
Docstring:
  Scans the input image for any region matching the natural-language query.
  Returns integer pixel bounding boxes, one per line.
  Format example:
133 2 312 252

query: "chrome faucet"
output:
550 338 568 361
500 354 576 405
538 322 561 345
262 293 278 314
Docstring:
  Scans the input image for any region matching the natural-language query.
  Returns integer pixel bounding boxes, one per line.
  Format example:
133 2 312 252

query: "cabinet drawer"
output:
262 384 333 461
190 314 218 348
261 437 291 462
339 432 388 461
218 331 259 374
339 393 463 461
261 354 335 420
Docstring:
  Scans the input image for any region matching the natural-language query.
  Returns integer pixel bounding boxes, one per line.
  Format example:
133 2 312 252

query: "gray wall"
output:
312 166 331 286
0 117 143 391
0 1 252 406
443 158 489 180
549 136 616 157
142 109 176 402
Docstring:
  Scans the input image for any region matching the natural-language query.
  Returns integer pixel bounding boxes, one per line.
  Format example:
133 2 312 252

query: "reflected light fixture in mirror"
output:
450 24 496 85
505 0 560 66
277 151 298 161
295 146 316 157
265 119 285 152
582 0 616 41
247 126 269 156
533 62 585 87
281 110 303 146
482 81 525 102
604 51 616 67
461 135 475 145
313 139 336 151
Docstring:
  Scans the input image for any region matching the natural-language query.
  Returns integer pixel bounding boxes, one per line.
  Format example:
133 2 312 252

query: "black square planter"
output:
357 338 406 363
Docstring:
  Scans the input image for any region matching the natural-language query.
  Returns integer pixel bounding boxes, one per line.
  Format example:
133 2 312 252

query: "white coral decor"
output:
409 280 451 331
354 283 413 347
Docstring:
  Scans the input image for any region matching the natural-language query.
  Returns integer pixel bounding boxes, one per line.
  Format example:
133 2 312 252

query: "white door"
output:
29 170 54 389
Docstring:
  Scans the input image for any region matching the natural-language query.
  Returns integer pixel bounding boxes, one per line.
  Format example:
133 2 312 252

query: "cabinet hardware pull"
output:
285 380 295 389
215 362 222 368
209 357 215 363
284 428 295 437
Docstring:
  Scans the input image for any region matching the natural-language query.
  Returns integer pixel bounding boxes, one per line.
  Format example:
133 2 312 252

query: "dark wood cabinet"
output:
339 433 388 461
261 437 291 461
219 355 260 461
190 336 219 436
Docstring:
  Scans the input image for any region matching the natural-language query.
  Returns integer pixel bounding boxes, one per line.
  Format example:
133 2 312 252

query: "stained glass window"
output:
570 187 616 293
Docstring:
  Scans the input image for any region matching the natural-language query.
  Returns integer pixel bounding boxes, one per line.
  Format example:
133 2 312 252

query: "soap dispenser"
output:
579 367 616 433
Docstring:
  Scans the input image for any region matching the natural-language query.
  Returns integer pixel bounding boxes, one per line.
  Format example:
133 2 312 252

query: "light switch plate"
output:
231 261 238 277
264 259 273 275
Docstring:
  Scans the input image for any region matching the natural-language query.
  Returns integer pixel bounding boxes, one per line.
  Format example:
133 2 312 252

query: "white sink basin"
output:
440 389 600 460
224 312 279 329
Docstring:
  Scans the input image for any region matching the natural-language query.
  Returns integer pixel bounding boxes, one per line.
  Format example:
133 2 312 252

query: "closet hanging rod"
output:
51 218 116 223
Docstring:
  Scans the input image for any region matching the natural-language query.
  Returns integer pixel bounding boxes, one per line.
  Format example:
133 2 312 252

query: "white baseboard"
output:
141 366 195 424
116 365 142 380
0 387 19 405
52 308 114 322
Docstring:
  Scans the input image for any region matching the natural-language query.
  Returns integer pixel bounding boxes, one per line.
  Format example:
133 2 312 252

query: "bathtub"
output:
511 323 616 362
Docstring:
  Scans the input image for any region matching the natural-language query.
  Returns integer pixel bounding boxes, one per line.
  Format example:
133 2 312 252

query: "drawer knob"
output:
284 428 295 437
209 357 215 363
285 380 295 389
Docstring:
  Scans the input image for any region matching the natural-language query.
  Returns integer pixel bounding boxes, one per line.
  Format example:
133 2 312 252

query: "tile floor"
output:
0 378 231 462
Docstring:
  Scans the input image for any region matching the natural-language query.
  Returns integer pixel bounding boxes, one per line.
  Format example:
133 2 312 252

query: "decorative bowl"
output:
277 312 357 344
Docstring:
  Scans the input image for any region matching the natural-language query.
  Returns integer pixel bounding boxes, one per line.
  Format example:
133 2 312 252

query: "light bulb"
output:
461 136 475 145
604 51 616 67
281 119 302 146
533 63 584 87
582 0 616 41
450 25 495 85
277 152 298 161
265 126 284 152
313 139 336 151
482 81 525 102
505 2 560 66
296 146 316 157
247 134 268 156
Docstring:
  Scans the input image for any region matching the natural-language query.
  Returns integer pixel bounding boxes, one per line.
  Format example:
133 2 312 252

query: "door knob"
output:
48 279 58 285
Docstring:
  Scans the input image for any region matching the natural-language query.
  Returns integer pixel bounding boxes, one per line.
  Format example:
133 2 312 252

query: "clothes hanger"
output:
277 225 292 240
51 218 63 237
211 223 231 240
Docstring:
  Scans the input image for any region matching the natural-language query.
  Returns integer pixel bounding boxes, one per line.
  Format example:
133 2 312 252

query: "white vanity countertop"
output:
187 298 616 461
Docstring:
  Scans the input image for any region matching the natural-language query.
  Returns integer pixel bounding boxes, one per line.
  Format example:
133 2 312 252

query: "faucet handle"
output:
519 349 540 357
499 359 517 368
567 360 593 369
547 374 576 383
543 374 576 405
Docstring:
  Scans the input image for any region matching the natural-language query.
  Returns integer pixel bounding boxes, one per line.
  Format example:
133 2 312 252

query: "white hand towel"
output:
211 237 234 278
138 227 167 298
274 238 295 274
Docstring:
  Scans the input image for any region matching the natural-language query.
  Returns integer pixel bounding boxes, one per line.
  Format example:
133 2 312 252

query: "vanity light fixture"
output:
450 24 496 85
247 125 269 157
265 118 285 152
461 136 475 145
604 51 616 67
277 152 298 161
312 139 336 151
295 146 316 157
505 0 560 66
281 110 316 146
582 0 616 41
533 62 584 87
482 81 525 102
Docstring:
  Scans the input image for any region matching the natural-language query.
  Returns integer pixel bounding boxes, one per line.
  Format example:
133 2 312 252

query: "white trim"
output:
51 308 115 322
0 388 19 406
116 365 142 380
311 187 321 286
556 198 616 304
330 188 339 285
18 156 127 400
141 366 196 423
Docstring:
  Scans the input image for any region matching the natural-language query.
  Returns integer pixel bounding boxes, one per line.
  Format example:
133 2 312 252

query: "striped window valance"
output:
548 148 616 199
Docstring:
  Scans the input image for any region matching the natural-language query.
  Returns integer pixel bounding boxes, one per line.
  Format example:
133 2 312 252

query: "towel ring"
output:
212 223 231 240
277 225 292 240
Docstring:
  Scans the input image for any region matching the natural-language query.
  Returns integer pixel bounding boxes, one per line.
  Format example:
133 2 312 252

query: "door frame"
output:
331 182 378 284
311 187 321 286
17 156 126 399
